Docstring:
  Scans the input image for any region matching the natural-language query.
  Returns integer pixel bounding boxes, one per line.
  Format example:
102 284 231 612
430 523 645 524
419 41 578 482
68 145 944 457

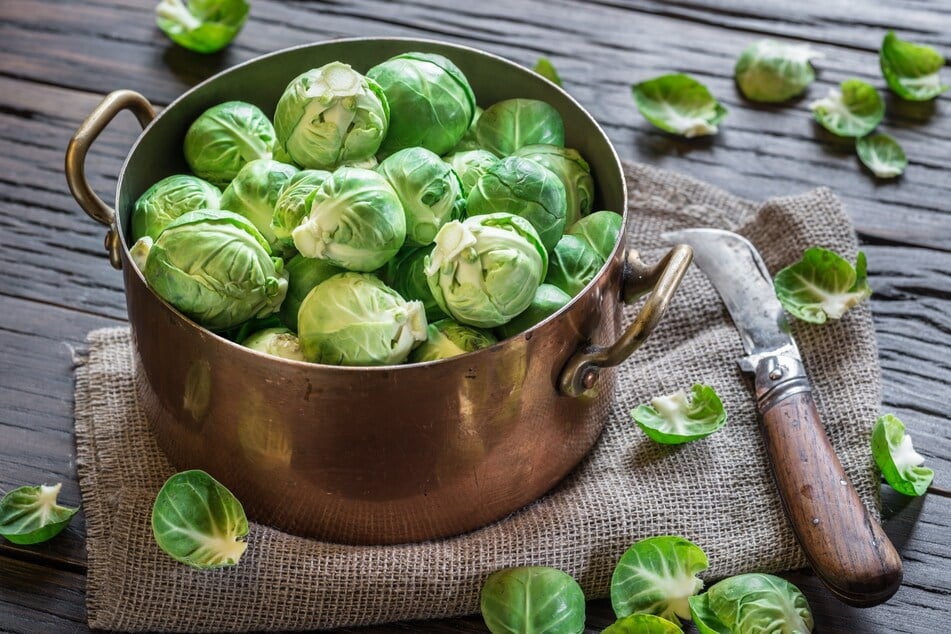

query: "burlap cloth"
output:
74 163 882 632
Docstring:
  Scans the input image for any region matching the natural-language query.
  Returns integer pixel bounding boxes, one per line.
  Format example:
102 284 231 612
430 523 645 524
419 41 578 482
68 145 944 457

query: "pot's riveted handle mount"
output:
65 90 155 270
559 245 693 397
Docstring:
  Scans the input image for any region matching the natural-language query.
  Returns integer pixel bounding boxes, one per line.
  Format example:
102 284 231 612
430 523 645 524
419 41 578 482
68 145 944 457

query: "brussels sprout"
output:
467 156 567 252
448 105 484 153
291 167 406 272
151 470 248 569
632 74 728 137
734 39 821 103
184 101 276 187
377 147 466 246
631 384 727 445
297 272 427 366
603 614 684 634
611 535 708 625
880 31 949 101
426 214 548 328
871 414 934 496
513 144 593 227
809 79 884 138
534 57 563 87
130 236 153 272
219 158 299 250
368 52 476 156
480 566 586 634
381 246 447 321
144 210 288 330
476 98 566 157
567 210 623 261
242 327 305 361
856 133 907 179
0 483 78 545
688 573 814 634
131 174 222 241
341 155 379 170
274 62 389 170
155 0 249 54
277 254 345 331
773 248 871 323
545 234 604 297
495 283 572 340
409 319 496 362
270 169 332 252
221 314 283 345
442 149 500 197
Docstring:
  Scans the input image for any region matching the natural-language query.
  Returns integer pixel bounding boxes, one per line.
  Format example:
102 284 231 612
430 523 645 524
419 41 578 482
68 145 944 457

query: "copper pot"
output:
66 38 691 544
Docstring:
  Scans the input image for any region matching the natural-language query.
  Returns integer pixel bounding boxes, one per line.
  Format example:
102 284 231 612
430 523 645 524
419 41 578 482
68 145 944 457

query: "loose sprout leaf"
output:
610 535 709 624
880 31 949 101
688 594 733 634
0 483 79 545
809 79 884 137
534 57 563 86
734 39 822 103
151 470 249 568
773 248 871 324
856 133 908 179
631 74 727 137
871 414 934 496
705 573 814 634
631 384 727 445
603 613 685 634
155 0 250 54
480 566 586 634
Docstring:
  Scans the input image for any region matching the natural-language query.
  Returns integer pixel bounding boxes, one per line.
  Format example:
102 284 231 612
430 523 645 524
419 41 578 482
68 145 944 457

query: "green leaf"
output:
151 470 249 568
871 414 934 497
610 535 709 625
0 483 79 545
631 74 728 137
602 613 685 633
809 79 884 137
687 594 732 634
631 384 727 445
534 57 563 86
880 31 949 101
773 248 871 324
856 134 907 178
155 0 250 54
480 566 586 634
706 573 814 634
734 39 821 103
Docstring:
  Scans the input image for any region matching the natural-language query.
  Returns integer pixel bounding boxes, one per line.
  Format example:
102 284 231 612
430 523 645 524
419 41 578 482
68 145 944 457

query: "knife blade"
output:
663 228 902 607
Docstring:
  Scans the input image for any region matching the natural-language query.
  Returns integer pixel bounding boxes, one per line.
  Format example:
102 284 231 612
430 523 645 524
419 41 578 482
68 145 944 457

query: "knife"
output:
663 228 902 607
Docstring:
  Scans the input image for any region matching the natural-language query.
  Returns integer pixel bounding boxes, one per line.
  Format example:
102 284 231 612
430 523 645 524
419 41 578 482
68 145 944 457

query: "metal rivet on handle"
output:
582 369 599 390
769 368 784 380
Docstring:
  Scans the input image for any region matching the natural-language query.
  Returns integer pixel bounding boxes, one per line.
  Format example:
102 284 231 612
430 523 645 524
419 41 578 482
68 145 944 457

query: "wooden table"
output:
1 1 948 632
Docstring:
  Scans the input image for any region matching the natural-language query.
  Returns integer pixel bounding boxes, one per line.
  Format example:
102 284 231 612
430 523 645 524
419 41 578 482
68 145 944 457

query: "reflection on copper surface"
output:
183 359 211 422
238 409 292 471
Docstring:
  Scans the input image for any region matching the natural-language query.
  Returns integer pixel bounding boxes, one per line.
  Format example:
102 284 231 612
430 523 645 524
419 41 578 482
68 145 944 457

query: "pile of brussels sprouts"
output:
130 52 622 366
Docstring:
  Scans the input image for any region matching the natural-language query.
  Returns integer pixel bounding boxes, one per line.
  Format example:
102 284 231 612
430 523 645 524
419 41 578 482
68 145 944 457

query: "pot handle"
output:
559 245 693 397
65 90 156 269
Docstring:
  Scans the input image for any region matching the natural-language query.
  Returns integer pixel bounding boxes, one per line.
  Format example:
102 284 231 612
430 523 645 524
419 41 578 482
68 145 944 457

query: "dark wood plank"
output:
0 295 123 568
0 557 87 633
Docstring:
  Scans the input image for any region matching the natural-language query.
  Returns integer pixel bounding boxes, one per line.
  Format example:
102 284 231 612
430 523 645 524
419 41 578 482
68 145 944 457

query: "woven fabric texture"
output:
74 163 882 631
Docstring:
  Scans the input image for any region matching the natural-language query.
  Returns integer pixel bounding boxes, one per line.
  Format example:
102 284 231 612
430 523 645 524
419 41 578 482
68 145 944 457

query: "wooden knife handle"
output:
755 354 903 607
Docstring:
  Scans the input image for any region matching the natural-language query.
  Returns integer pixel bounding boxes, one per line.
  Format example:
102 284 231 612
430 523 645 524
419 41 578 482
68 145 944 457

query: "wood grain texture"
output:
758 386 901 606
0 0 948 632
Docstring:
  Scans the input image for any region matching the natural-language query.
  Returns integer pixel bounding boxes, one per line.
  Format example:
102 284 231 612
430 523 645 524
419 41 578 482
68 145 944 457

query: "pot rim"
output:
116 36 629 372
